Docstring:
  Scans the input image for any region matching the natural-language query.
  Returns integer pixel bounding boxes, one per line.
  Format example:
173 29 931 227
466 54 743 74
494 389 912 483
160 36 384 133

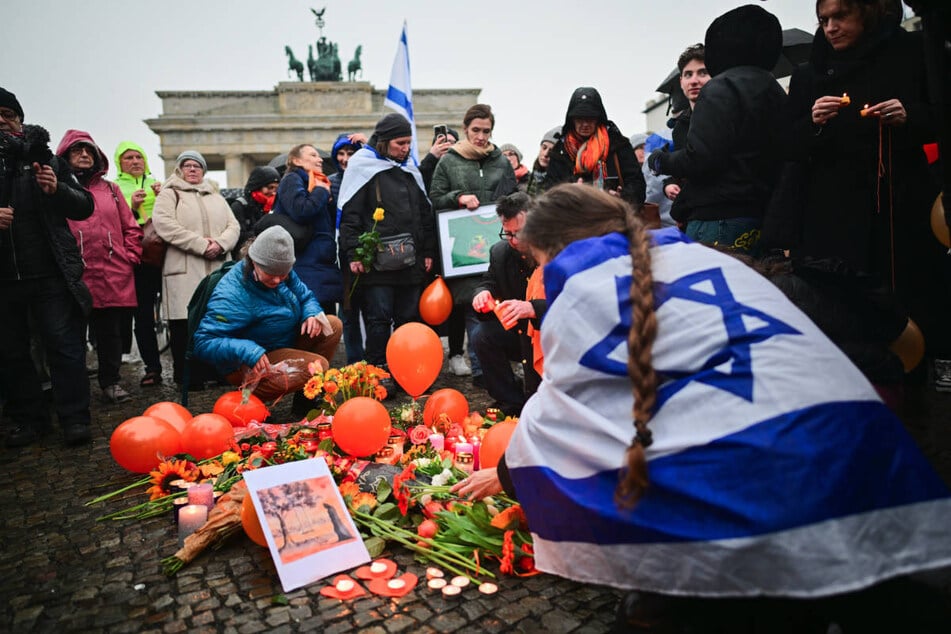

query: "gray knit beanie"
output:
248 226 296 275
176 150 207 172
499 143 522 163
541 126 561 145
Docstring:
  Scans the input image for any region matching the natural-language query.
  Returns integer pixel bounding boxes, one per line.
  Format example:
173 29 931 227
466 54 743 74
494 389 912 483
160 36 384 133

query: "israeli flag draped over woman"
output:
505 227 951 597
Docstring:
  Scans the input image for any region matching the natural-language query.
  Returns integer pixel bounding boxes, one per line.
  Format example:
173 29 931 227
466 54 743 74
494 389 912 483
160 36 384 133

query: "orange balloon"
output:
419 277 453 326
143 401 193 435
213 391 269 427
424 388 469 427
110 416 182 473
480 421 517 469
386 322 444 397
332 396 392 457
241 493 269 547
181 413 234 460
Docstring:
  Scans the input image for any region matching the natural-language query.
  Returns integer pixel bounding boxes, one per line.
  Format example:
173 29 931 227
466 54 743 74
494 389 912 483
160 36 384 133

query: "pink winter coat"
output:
57 129 142 309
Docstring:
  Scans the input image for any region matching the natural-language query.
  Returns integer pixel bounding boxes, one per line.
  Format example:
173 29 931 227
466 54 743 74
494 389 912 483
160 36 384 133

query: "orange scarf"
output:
563 125 610 176
526 267 545 376
307 170 331 193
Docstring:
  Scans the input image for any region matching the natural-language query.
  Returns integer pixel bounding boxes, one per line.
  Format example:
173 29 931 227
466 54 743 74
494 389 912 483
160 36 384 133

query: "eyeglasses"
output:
0 109 19 121
69 145 95 156
499 230 520 241
180 162 204 171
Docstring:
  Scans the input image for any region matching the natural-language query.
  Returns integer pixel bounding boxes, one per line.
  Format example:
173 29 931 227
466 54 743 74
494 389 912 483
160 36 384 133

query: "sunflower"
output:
145 459 199 500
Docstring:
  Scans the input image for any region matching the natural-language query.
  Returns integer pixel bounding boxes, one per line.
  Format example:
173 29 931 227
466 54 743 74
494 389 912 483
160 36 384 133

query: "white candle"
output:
188 483 214 508
177 504 207 546
429 433 444 451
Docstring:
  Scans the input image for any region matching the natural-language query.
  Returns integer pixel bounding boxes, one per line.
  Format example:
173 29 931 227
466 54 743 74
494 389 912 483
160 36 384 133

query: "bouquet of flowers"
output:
350 206 385 298
302 361 390 414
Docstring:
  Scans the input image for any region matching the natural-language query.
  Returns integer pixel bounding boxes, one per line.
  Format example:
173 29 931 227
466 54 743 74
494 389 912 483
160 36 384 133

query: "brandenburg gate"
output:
145 82 480 187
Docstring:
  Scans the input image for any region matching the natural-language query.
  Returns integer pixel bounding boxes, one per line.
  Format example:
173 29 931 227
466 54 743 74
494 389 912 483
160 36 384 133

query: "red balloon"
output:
213 391 269 427
480 421 517 469
332 397 392 457
181 413 234 460
110 416 182 473
143 401 193 435
419 277 453 326
424 388 469 428
386 322 444 397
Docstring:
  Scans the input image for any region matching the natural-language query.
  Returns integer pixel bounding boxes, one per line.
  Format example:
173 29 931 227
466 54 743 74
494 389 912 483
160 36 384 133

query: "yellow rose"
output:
373 207 385 222
221 451 240 466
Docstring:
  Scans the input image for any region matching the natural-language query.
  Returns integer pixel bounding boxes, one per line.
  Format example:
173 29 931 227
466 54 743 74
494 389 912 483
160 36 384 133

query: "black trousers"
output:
133 264 163 374
89 307 133 389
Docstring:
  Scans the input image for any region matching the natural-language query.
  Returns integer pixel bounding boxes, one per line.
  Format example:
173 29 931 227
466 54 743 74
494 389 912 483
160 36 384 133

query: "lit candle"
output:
177 504 207 546
317 421 333 440
188 483 214 508
454 451 474 475
172 497 190 524
429 433 444 452
387 433 404 459
840 93 850 106
470 436 481 470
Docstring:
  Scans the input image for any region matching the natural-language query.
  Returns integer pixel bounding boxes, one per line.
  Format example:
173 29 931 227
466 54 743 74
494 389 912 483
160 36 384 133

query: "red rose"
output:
408 425 432 445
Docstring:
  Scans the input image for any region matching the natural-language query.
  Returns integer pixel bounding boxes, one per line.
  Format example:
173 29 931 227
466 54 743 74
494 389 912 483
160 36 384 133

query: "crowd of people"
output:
2 0 951 628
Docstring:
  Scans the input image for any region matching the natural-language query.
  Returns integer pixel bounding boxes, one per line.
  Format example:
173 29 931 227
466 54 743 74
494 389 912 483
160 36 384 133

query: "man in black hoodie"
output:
649 5 786 255
0 88 95 448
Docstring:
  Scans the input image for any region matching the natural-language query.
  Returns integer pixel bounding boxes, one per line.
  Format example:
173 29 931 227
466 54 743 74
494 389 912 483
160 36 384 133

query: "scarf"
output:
251 190 275 212
526 266 545 376
452 139 494 161
336 146 428 213
308 170 331 193
563 125 610 180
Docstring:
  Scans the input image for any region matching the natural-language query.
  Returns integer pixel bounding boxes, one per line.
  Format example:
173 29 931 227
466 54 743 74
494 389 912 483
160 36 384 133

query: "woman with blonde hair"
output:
456 185 951 631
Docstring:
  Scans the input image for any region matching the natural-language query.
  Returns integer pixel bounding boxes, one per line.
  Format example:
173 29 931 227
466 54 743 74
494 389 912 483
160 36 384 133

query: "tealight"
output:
840 93 851 106
335 579 355 593
441 584 461 597
426 567 444 579
370 561 388 575
387 579 406 590
478 582 498 595
450 576 470 588
428 578 448 590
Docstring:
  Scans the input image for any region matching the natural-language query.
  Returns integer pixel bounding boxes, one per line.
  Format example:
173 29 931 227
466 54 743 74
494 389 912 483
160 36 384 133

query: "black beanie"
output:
371 113 413 143
0 87 24 120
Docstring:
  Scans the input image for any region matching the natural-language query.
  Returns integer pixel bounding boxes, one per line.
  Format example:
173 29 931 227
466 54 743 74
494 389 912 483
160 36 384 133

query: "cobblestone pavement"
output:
2 349 950 633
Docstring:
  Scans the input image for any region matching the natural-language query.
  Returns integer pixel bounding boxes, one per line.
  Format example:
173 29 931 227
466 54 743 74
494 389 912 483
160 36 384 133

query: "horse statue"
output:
284 45 304 82
307 45 317 82
347 45 362 82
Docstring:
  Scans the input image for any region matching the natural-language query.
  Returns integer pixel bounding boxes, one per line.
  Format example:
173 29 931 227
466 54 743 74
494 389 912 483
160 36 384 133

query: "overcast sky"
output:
6 0 832 184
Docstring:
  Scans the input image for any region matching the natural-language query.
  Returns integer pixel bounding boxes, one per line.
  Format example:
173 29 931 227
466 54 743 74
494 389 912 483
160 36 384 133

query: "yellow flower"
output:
221 451 240 466
303 375 323 400
373 207 385 222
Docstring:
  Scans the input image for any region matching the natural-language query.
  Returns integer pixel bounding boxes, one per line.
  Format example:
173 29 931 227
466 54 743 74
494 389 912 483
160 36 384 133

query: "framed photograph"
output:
436 205 502 278
242 460 370 592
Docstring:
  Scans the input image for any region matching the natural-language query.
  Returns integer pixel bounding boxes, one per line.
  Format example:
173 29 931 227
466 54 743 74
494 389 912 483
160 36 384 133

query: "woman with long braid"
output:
454 184 951 631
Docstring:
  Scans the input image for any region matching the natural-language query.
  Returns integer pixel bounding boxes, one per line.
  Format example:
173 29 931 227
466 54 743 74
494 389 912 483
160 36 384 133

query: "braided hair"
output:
520 185 658 508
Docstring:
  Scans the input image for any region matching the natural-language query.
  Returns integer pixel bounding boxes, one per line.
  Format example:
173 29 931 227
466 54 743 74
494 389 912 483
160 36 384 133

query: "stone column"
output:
224 155 251 189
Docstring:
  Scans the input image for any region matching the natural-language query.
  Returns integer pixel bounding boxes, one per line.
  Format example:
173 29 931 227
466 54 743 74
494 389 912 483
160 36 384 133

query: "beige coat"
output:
152 172 240 320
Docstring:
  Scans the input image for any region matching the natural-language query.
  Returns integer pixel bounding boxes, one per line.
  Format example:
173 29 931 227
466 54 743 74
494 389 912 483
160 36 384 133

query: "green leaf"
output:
364 536 387 558
374 502 401 522
375 479 392 502
271 594 289 606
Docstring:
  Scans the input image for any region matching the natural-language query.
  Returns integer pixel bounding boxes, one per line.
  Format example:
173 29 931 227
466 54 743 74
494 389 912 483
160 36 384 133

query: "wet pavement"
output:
2 347 950 633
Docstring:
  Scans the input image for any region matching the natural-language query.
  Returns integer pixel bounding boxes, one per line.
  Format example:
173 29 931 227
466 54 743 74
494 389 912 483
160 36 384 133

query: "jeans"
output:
89 307 133 389
133 264 163 374
471 318 525 411
0 276 90 431
362 285 421 366
685 217 761 255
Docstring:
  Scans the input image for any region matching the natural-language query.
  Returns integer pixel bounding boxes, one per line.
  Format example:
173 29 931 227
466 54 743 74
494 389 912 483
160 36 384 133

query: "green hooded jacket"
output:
113 140 160 224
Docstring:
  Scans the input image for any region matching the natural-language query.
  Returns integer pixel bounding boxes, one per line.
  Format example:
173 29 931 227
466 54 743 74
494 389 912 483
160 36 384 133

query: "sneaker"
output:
102 384 132 404
449 354 471 376
935 359 951 393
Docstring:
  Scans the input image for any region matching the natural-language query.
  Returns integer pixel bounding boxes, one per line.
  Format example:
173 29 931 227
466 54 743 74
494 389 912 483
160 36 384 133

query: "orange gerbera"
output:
303 376 323 399
145 458 199 500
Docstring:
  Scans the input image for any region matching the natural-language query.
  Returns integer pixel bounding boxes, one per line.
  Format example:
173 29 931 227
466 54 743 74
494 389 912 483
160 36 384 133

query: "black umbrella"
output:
654 27 815 94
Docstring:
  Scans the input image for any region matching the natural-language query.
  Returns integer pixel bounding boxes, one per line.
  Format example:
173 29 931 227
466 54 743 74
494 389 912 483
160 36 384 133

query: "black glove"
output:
647 148 667 176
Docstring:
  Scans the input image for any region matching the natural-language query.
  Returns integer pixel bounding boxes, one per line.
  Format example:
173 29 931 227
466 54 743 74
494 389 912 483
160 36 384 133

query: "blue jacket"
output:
193 260 324 373
272 166 343 305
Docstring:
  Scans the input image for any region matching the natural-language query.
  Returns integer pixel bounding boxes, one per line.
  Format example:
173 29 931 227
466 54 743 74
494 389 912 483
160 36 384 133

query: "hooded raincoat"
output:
56 130 142 309
113 140 160 224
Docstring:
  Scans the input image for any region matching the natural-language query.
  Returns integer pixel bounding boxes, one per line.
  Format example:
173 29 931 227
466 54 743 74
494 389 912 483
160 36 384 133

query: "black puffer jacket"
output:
230 166 280 259
654 5 786 224
340 166 435 287
0 125 94 313
546 87 645 207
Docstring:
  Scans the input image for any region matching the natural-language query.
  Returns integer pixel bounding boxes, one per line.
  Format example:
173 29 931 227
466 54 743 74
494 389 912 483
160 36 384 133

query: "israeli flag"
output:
384 21 418 165
506 228 951 597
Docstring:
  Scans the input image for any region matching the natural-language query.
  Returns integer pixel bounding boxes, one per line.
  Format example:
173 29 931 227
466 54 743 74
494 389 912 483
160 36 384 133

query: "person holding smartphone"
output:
419 124 457 192
545 87 645 208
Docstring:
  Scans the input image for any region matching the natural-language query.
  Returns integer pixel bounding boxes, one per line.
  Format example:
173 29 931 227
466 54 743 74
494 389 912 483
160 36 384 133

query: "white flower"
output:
431 469 454 487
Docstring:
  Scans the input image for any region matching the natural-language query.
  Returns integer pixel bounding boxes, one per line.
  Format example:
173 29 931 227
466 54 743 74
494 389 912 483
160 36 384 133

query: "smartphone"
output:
433 124 449 141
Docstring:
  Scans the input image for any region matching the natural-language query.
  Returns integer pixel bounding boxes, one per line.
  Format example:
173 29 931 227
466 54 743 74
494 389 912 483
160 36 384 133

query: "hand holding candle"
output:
812 95 850 125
